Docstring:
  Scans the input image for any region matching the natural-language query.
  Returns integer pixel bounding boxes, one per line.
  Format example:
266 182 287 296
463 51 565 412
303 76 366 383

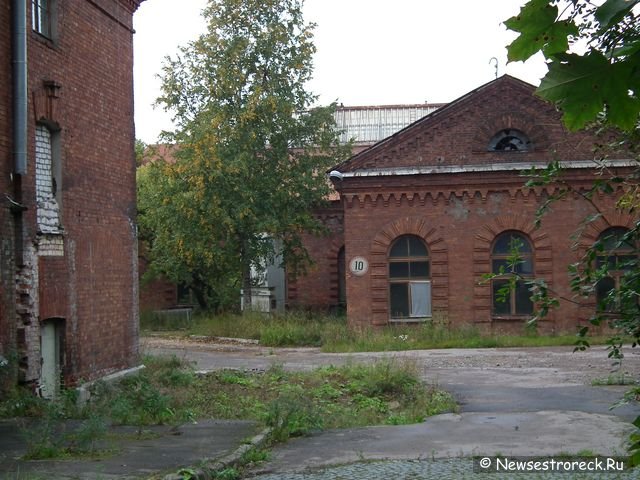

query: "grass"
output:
0 355 454 460
142 310 344 347
142 310 612 352
591 373 639 386
155 357 456 439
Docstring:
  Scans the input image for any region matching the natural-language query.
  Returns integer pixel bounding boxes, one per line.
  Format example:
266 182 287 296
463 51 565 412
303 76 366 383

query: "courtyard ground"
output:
143 336 640 475
1 338 638 479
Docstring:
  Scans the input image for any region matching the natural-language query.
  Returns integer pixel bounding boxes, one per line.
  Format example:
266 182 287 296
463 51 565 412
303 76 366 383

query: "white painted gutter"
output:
330 159 637 179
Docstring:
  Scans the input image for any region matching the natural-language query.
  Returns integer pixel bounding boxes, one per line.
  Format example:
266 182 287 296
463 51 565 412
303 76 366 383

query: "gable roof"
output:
333 75 550 173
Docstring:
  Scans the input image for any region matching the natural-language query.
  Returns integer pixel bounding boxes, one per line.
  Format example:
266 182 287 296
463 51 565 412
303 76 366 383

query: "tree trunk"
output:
191 276 210 310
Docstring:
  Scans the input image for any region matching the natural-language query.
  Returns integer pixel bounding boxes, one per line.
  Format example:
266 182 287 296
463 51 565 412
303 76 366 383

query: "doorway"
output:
40 318 64 399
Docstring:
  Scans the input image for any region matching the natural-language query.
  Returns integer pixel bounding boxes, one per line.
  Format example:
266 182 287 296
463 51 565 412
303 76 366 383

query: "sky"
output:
133 0 548 144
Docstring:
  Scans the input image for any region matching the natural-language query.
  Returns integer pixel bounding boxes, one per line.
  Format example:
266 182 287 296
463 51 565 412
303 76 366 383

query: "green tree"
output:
140 0 349 310
137 160 241 310
135 139 147 167
505 0 640 464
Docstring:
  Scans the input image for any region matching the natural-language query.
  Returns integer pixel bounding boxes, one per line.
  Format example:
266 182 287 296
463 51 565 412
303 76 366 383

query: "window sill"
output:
492 315 532 322
31 30 59 50
389 317 431 323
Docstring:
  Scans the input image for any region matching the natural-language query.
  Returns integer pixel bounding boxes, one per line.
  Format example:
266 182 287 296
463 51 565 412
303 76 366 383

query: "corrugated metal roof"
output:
334 104 445 144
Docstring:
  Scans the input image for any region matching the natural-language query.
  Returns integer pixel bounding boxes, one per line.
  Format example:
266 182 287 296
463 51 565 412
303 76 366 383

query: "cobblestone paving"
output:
251 459 639 480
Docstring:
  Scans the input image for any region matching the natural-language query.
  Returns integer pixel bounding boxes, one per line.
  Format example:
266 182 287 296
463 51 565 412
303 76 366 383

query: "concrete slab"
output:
261 410 634 473
0 419 258 479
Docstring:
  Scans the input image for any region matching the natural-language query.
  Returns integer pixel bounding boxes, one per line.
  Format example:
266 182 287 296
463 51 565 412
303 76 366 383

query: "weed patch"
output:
0 355 196 460
143 311 615 351
591 374 639 386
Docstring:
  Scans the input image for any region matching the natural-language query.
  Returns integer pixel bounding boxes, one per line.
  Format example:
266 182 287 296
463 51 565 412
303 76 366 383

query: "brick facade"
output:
297 76 635 333
1 0 143 390
287 202 345 312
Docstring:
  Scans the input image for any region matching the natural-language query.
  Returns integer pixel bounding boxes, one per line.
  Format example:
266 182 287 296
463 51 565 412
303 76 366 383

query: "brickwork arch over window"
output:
491 231 534 317
471 112 550 152
388 235 431 320
595 227 635 311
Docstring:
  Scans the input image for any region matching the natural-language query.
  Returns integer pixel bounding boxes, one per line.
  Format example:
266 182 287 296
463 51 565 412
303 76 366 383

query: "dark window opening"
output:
595 227 636 312
491 231 534 316
488 129 532 152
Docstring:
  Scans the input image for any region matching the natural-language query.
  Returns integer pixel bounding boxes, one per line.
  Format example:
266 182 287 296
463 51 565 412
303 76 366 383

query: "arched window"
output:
389 235 431 319
595 227 635 311
491 231 534 316
488 129 532 152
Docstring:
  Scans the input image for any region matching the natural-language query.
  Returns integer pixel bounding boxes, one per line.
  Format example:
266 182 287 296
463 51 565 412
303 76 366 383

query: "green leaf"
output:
505 0 577 61
537 52 640 130
611 38 640 58
595 0 639 32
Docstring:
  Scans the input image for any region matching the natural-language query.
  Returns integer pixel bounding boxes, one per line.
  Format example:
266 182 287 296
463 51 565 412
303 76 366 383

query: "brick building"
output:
290 75 635 332
1 0 143 396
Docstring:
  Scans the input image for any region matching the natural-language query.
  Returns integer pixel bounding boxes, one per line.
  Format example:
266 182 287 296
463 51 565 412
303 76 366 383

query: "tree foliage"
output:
135 139 147 167
139 0 349 310
506 0 640 464
506 0 640 131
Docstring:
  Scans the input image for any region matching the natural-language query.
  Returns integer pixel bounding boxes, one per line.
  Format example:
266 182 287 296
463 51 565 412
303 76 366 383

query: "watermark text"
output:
474 456 629 474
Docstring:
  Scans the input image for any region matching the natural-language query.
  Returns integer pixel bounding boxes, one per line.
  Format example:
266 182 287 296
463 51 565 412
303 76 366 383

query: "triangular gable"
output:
333 75 598 173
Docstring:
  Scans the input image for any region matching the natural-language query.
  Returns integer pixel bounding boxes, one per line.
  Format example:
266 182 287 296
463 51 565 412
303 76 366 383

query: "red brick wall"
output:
1 0 142 384
287 202 344 311
339 171 630 333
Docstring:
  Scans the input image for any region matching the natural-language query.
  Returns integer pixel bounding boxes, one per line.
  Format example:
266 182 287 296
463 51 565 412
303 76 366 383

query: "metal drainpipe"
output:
11 0 27 268
12 0 28 176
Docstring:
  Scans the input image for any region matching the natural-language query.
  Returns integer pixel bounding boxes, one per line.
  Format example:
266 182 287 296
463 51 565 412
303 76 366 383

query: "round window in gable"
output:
488 129 532 152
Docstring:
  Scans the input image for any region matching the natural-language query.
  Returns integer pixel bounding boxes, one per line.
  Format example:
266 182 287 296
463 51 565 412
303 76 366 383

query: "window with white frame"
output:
32 0 53 38
389 235 431 319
